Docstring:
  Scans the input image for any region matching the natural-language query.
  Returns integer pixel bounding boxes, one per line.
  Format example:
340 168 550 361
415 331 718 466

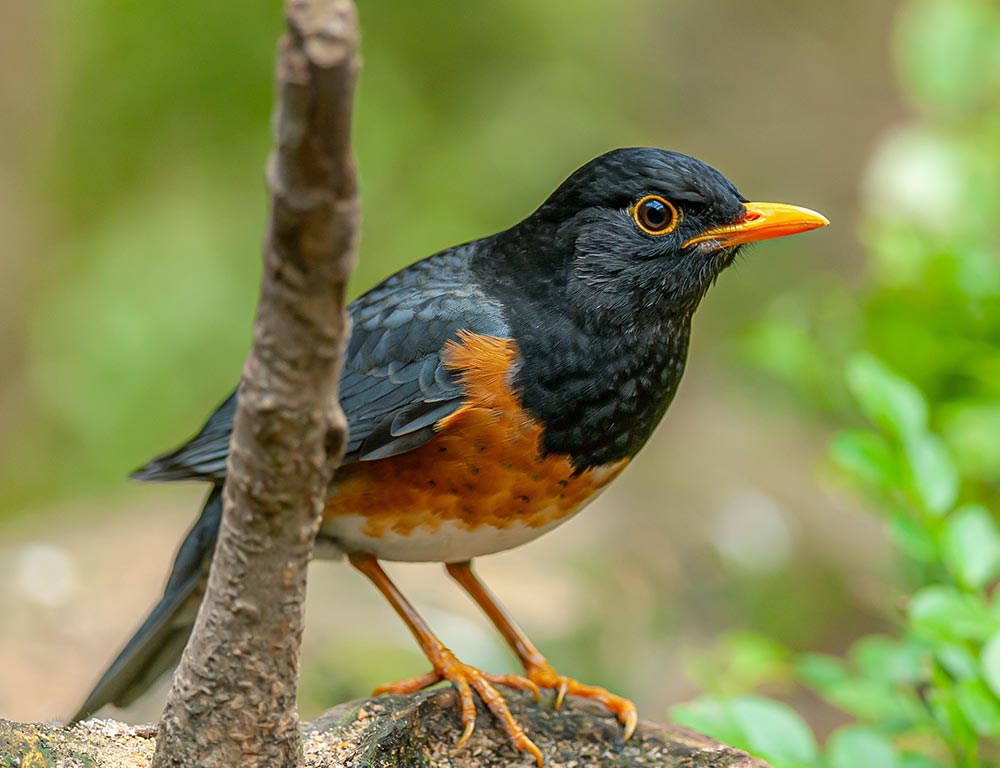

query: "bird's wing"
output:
132 250 509 484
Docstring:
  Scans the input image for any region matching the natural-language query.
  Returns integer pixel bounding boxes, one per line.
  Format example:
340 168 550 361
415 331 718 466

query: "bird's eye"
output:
632 195 679 236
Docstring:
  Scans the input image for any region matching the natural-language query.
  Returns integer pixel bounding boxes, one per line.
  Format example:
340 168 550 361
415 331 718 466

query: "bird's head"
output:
521 147 829 325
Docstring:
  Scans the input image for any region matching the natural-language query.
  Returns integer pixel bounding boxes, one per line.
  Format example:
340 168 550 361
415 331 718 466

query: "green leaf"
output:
728 696 818 767
850 636 927 686
824 679 910 722
827 726 898 768
888 510 938 562
899 754 948 768
830 429 901 490
670 697 744 748
797 653 850 695
942 401 1000 482
926 685 977 748
941 505 1000 588
980 632 1000 699
903 433 959 516
936 643 979 681
799 650 916 721
955 679 1000 737
846 354 927 441
908 586 999 641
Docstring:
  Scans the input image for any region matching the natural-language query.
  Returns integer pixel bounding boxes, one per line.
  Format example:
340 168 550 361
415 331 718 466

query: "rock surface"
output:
1 689 767 767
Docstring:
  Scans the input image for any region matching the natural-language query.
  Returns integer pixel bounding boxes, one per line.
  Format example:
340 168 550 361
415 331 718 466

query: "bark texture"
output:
150 1 360 767
2 690 768 767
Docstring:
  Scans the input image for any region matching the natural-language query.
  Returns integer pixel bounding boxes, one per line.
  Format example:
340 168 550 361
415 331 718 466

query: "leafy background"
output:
1 1 998 766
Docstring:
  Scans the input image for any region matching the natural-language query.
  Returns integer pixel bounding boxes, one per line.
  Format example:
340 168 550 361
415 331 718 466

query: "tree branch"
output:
151 2 360 766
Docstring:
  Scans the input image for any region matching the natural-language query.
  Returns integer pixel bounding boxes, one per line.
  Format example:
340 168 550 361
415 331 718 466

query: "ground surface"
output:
2 689 766 767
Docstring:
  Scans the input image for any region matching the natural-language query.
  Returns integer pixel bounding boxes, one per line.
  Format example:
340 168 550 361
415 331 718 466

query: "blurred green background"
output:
2 1 998 765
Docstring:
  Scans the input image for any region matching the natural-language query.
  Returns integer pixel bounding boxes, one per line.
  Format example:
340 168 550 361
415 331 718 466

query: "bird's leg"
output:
347 552 543 766
446 560 638 739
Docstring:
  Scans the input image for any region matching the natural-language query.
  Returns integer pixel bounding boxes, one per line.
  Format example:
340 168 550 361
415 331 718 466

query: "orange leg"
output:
348 553 543 766
446 560 638 740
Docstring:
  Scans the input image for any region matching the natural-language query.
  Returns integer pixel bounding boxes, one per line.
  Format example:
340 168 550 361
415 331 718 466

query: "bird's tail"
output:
70 485 223 723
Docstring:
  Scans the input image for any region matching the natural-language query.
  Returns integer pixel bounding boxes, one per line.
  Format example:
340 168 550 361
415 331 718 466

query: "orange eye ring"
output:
631 195 679 236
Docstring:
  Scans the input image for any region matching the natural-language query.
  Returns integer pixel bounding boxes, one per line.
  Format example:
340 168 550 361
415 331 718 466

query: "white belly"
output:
318 499 596 563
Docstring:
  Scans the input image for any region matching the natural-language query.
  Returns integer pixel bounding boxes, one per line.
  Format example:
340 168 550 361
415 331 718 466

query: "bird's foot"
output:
525 662 638 740
373 647 544 766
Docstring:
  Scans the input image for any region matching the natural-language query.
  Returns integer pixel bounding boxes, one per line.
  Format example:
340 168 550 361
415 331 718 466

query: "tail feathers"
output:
129 393 236 484
70 485 224 723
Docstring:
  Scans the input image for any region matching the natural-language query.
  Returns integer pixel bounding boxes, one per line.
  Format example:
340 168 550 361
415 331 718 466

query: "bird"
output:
71 147 828 764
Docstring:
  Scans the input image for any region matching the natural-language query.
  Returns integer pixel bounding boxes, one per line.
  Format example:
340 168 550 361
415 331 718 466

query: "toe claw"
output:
456 716 476 748
526 666 637 742
524 678 541 703
554 678 568 710
523 736 544 767
622 707 638 740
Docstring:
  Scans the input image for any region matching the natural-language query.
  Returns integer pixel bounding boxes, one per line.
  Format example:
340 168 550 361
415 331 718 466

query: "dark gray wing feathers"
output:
132 248 508 483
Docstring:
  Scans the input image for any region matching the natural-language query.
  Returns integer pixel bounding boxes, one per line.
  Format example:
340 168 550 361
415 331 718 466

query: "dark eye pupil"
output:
641 199 670 230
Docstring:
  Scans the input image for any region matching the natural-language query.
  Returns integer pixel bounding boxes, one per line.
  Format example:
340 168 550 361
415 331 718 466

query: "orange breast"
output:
320 331 627 560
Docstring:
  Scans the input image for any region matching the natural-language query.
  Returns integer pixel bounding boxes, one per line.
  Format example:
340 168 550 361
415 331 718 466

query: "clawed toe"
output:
527 665 638 739
372 669 442 696
480 671 541 703
373 653 543 766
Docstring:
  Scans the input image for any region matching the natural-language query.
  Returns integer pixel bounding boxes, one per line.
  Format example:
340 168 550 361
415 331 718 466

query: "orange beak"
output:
682 202 829 249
